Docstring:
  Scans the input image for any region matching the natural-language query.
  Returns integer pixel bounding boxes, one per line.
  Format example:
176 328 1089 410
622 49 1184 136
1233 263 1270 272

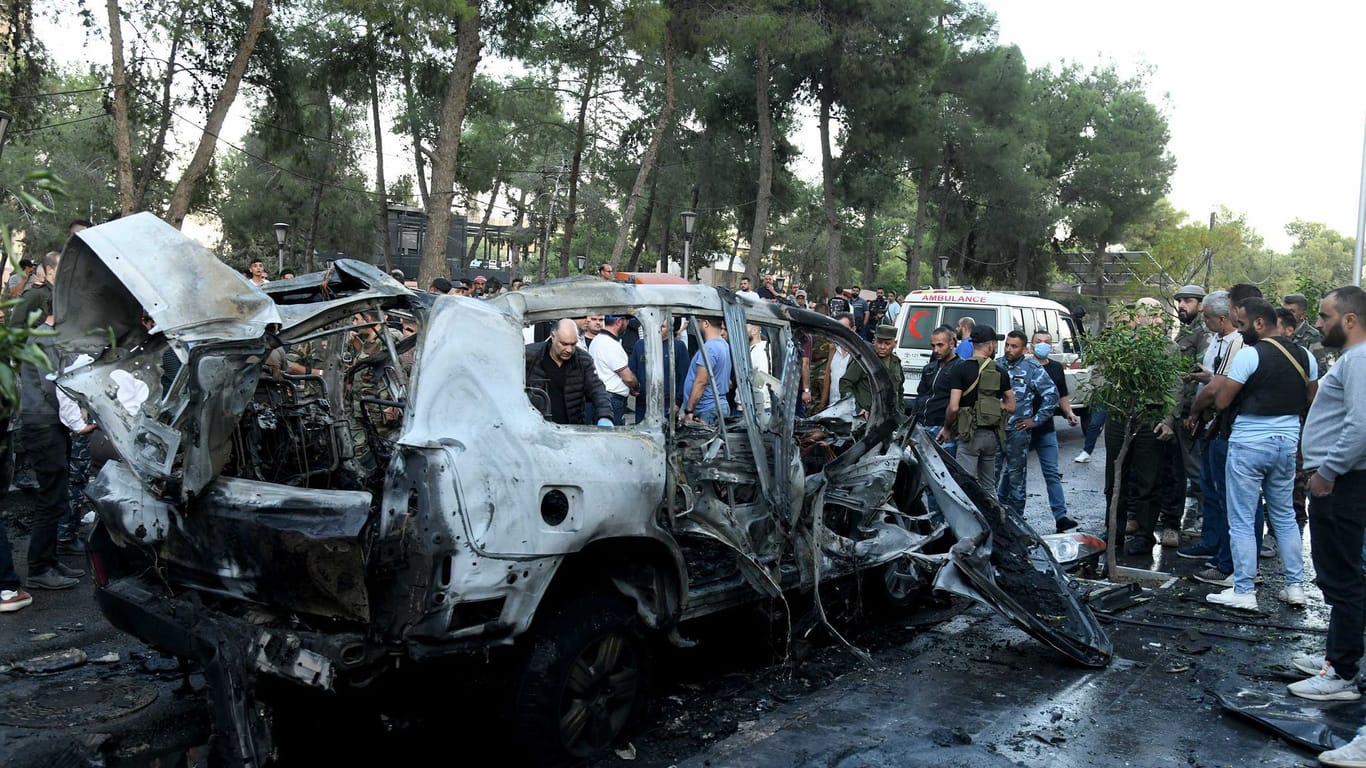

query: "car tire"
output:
511 591 650 766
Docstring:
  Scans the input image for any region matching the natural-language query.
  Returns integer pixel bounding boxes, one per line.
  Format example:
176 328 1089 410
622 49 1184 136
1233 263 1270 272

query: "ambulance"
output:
894 288 1091 416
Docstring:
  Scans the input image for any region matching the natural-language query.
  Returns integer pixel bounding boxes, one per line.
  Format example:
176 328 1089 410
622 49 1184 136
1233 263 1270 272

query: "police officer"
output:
841 324 904 415
1283 293 1331 371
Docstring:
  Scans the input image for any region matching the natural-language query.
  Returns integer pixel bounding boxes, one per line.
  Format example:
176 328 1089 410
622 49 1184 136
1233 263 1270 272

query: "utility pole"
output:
1202 211 1215 289
1355 115 1365 286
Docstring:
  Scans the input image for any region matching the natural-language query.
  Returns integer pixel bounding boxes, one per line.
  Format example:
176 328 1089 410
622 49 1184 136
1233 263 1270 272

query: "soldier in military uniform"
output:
1172 284 1211 532
345 313 402 481
1284 293 1331 526
840 324 904 415
1284 294 1332 371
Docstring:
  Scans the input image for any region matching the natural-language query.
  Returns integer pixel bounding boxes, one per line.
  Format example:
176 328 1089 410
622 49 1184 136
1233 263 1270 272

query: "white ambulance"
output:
894 288 1092 416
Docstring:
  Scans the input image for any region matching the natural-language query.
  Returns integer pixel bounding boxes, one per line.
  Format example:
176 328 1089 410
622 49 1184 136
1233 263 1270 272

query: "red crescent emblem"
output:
907 311 929 338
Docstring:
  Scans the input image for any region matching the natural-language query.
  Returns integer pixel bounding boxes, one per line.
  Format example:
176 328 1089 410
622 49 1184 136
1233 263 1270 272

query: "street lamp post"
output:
272 222 289 277
936 255 949 289
576 253 586 273
680 209 697 281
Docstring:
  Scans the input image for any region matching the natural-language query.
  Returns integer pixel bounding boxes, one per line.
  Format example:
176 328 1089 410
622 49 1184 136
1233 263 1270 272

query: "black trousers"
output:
1309 470 1366 679
23 423 69 577
1104 416 1162 539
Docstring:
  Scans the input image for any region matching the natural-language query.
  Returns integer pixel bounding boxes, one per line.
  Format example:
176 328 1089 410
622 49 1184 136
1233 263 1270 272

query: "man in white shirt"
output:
589 315 639 426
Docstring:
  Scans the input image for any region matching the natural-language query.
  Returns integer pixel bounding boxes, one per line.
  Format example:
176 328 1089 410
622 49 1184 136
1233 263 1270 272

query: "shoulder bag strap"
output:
962 357 989 398
1266 338 1309 383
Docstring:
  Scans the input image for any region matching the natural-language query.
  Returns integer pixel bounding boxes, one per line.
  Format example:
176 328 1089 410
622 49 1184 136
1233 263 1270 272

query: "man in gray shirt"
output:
1287 286 1366 721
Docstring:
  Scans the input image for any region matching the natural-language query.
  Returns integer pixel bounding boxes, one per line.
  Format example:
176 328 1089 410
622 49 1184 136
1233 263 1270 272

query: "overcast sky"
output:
985 0 1365 252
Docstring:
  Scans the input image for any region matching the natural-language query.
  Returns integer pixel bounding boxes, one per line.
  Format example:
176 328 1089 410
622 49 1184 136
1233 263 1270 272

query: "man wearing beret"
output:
841 324 904 415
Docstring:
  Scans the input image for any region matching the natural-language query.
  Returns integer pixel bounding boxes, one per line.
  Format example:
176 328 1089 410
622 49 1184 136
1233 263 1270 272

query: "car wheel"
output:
512 592 650 765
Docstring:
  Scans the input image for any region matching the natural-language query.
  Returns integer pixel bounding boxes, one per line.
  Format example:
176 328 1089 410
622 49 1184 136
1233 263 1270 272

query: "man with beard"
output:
914 325 961 454
1205 298 1315 611
1285 292 1332 527
1172 285 1210 536
1285 287 1366 724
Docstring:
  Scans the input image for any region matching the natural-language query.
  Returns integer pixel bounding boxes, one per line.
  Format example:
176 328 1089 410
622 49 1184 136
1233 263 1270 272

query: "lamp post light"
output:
680 209 697 281
936 254 949 290
575 253 586 273
272 222 289 277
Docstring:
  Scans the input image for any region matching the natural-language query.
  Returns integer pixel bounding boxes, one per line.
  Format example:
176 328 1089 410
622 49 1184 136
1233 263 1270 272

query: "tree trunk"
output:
468 178 501 263
419 1 482 288
510 186 527 281
557 13 604 278
371 53 393 274
1104 423 1134 579
165 0 270 228
748 38 773 286
304 99 333 275
105 0 134 214
907 169 929 288
609 25 673 270
818 77 842 294
401 53 429 208
626 174 656 272
862 201 876 286
133 2 186 211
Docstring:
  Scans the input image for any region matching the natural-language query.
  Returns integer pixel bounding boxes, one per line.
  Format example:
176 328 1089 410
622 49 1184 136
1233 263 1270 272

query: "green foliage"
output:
0 171 65 413
1081 312 1184 426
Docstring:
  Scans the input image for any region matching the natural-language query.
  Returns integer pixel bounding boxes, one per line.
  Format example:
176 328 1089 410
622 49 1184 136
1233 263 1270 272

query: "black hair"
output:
931 324 956 339
1275 307 1298 328
1006 329 1029 343
1327 285 1366 320
1238 297 1278 329
1229 283 1263 303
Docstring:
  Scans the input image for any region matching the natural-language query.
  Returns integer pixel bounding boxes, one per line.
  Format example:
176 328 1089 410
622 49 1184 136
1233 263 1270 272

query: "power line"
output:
11 112 111 134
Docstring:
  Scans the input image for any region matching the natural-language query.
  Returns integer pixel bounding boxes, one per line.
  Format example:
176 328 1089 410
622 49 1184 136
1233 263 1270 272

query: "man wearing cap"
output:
6 258 36 298
471 275 487 296
941 325 1016 488
794 289 809 309
589 315 639 426
1171 284 1210 541
841 324 904 415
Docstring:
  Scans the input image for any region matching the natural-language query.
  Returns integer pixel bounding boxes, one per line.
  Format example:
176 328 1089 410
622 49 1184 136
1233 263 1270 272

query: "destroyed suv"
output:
61 214 1110 767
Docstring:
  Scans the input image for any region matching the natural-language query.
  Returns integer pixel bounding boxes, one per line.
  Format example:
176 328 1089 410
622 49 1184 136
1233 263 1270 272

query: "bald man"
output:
525 318 614 426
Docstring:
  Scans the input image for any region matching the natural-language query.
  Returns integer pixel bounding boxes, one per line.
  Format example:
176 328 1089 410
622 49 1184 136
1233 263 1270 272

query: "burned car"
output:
59 214 1110 767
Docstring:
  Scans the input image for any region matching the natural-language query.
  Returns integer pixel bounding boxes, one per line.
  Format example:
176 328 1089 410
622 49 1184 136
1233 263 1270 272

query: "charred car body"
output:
60 214 1110 767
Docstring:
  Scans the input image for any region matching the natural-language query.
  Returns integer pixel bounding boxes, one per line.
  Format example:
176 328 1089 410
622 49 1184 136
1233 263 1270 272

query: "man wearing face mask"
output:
996 331 1059 526
1029 332 1081 532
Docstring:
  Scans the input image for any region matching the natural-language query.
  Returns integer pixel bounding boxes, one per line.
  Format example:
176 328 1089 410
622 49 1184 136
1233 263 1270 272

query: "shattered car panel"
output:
70 217 1110 767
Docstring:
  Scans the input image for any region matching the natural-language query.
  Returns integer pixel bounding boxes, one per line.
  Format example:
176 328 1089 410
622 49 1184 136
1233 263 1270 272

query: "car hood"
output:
55 212 281 351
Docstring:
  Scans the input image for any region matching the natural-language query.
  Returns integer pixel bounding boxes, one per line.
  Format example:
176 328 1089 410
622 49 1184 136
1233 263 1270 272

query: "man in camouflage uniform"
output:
1171 285 1210 534
840 324 904 414
1284 293 1332 525
346 314 402 480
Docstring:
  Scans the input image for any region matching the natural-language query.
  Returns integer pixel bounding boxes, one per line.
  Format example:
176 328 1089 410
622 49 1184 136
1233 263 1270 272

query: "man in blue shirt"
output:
682 317 732 425
996 330 1058 520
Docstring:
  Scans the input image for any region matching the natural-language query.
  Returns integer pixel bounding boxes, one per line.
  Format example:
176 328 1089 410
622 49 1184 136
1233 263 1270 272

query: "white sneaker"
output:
1320 727 1366 767
1074 451 1091 463
1292 651 1326 676
1279 583 1307 607
1206 587 1258 611
1288 662 1361 701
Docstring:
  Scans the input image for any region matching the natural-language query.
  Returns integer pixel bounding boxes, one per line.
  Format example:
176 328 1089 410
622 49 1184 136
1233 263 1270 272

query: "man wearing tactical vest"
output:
1207 298 1317 612
938 325 1016 489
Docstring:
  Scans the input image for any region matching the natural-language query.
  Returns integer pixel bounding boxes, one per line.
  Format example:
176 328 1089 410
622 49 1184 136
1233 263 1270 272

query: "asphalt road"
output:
0 422 1342 767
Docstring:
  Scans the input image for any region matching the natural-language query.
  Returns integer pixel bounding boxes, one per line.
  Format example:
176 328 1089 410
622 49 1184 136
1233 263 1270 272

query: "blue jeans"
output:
1197 437 1229 552
697 399 730 425
0 515 19 591
608 393 628 426
924 424 956 457
1227 437 1300 592
1031 429 1068 520
1084 405 1107 454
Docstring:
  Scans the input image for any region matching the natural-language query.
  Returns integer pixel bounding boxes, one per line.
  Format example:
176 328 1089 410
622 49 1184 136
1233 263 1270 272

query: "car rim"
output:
559 633 640 757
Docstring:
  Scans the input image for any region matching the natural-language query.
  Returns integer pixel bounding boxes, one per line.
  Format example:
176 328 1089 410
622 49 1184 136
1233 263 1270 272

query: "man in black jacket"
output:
526 318 613 426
